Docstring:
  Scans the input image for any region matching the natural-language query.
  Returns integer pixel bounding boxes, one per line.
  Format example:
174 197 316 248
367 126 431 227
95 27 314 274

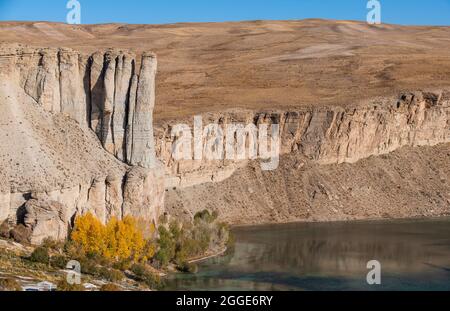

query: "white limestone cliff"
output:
0 44 164 244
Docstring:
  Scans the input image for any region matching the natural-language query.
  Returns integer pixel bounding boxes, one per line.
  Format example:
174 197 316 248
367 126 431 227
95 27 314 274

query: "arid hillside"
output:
1 19 450 120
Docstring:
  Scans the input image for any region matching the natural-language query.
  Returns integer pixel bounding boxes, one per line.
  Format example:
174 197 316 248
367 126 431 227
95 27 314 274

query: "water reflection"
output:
166 218 450 291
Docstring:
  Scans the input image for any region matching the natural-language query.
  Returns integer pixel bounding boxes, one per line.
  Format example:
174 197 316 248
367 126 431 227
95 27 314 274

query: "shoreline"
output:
188 247 228 264
229 214 450 230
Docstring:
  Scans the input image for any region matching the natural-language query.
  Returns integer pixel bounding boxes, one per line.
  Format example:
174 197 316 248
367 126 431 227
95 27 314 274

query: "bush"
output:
154 226 175 267
130 263 146 278
50 255 68 269
176 261 198 274
56 279 84 292
130 263 161 289
63 240 85 260
29 247 50 264
100 283 121 291
42 238 64 251
175 237 203 263
97 267 124 283
112 260 132 272
0 278 21 291
78 257 99 276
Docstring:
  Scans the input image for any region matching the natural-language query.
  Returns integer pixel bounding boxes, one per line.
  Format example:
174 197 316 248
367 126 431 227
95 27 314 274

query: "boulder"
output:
24 198 68 245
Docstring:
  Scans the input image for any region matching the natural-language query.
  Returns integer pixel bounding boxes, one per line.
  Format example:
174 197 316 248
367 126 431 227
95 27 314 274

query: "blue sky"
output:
0 0 449 25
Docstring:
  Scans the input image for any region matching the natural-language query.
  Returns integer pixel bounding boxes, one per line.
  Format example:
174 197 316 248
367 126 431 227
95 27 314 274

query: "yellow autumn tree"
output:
107 216 146 261
71 213 151 262
71 213 106 256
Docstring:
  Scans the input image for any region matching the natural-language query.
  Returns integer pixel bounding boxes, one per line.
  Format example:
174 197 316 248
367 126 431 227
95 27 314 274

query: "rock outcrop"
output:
1 44 158 169
155 91 450 188
0 44 164 244
24 198 68 245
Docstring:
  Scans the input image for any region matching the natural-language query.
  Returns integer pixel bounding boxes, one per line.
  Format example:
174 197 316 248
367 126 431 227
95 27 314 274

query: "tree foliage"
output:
71 213 155 263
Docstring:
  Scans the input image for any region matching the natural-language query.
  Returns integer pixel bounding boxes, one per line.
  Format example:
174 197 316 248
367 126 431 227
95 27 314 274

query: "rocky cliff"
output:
0 44 164 244
155 91 449 188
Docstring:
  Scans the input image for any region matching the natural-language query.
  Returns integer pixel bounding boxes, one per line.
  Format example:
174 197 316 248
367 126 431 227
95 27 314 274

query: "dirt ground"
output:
1 19 450 120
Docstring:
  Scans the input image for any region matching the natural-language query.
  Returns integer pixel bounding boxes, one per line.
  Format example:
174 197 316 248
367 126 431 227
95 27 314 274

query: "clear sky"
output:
0 0 449 26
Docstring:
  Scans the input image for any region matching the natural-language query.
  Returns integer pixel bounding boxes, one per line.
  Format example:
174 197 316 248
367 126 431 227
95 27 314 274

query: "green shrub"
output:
29 247 50 264
176 261 198 274
112 260 132 272
155 226 175 267
130 263 146 278
175 238 202 263
191 225 211 253
50 255 68 269
130 263 161 289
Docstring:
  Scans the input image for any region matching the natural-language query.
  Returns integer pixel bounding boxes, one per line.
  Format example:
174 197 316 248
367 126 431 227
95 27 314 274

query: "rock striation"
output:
0 44 164 244
155 91 450 188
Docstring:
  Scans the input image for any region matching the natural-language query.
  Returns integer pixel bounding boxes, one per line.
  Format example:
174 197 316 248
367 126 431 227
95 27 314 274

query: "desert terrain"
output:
1 19 450 120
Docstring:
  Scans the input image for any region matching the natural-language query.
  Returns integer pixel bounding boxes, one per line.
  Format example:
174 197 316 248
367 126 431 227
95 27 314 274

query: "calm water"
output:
165 218 450 291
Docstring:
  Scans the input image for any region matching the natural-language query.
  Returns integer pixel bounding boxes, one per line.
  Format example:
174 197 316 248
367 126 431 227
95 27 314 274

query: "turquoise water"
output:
165 218 450 291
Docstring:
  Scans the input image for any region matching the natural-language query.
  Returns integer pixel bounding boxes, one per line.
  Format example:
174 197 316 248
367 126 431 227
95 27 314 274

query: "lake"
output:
165 217 450 291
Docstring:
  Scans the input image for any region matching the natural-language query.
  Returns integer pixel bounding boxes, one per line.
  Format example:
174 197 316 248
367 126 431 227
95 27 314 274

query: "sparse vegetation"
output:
0 210 229 291
130 263 161 289
97 267 124 283
176 261 198 274
56 279 85 292
0 278 22 291
100 283 121 291
29 246 50 264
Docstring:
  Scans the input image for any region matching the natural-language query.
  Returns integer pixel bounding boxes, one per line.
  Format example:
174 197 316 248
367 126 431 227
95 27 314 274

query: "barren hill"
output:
1 19 450 120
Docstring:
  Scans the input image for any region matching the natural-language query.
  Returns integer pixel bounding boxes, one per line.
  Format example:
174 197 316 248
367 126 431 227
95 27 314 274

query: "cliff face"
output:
0 45 164 244
155 91 450 188
3 44 158 168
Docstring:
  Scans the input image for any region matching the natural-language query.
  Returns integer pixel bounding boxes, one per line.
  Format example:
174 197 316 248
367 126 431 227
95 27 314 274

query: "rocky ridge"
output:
155 91 450 188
